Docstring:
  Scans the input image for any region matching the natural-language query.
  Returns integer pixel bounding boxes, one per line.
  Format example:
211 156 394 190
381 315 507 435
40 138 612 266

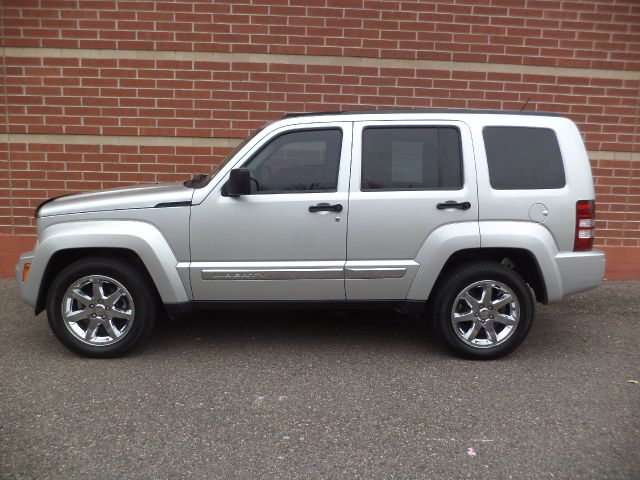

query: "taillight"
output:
574 200 595 251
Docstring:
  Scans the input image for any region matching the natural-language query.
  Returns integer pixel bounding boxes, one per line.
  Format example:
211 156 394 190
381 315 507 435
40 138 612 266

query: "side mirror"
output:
224 168 252 197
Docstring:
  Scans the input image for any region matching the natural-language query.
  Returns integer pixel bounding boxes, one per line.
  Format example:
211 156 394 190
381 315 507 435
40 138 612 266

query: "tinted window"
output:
483 126 566 190
361 127 462 190
246 129 342 193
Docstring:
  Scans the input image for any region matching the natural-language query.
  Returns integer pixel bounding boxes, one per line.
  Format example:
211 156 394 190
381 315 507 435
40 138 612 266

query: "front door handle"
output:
437 201 471 210
309 203 343 213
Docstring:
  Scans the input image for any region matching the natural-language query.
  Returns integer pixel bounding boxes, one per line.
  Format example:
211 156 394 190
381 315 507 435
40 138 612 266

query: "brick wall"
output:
1 0 639 278
3 0 639 70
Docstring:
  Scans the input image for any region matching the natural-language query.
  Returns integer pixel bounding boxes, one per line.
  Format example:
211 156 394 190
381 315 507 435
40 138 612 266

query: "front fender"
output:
22 220 190 308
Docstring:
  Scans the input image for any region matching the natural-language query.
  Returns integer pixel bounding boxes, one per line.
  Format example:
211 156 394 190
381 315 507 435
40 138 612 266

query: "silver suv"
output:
16 110 605 358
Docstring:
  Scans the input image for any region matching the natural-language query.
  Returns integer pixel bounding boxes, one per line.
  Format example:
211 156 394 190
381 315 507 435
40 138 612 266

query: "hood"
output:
36 182 194 218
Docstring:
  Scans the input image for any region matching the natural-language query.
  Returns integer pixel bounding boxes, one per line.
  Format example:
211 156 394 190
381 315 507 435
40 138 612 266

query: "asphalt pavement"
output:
1 278 639 479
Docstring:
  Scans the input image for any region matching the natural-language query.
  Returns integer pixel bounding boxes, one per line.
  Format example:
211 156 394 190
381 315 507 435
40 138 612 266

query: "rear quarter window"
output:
483 126 566 190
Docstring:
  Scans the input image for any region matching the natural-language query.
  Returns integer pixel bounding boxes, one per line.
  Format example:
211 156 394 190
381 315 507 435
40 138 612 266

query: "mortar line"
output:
3 46 640 81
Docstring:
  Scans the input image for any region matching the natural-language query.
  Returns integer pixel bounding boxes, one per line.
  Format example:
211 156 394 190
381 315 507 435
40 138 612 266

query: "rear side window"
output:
361 127 463 191
483 126 566 190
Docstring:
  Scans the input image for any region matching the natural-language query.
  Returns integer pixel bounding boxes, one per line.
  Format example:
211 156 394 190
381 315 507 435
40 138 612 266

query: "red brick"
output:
1 3 639 263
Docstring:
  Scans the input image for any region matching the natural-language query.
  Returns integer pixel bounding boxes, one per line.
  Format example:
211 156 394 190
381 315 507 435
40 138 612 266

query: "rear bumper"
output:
555 249 605 298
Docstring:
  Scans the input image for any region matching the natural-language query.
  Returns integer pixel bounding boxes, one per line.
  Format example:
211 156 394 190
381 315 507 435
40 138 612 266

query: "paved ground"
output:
1 279 639 479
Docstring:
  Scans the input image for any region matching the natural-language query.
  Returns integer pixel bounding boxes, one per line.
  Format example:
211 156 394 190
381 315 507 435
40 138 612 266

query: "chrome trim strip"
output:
201 268 343 281
201 266 408 281
345 267 407 279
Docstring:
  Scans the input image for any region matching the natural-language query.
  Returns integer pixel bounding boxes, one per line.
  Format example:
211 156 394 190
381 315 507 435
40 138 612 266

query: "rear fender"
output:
479 221 563 302
407 222 480 301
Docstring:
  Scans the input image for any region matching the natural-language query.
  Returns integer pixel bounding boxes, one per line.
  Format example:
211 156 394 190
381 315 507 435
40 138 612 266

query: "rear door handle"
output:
309 203 343 213
437 201 471 210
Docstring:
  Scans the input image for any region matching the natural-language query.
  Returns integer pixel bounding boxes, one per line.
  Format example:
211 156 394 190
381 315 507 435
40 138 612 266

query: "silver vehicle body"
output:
16 110 605 314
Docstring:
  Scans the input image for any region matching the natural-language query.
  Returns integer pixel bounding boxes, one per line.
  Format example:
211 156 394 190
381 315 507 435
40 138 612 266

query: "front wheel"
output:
46 257 159 357
429 262 534 359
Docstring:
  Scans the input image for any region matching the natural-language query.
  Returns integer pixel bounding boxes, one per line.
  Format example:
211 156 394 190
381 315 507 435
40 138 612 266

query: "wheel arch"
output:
429 248 548 305
29 220 190 314
409 221 563 304
36 248 158 314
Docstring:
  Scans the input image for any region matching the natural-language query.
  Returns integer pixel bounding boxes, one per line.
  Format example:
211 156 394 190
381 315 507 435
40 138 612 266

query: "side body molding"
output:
24 220 190 308
407 222 480 301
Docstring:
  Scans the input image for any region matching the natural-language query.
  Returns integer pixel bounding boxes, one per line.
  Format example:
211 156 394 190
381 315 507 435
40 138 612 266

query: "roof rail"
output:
282 111 345 119
281 108 560 118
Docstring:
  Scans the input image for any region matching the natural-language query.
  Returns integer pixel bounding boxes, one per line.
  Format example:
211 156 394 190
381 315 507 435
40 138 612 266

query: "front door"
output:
189 123 352 301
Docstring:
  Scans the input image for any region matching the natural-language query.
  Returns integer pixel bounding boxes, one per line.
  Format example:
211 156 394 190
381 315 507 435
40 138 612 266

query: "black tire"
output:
429 262 534 359
46 256 159 358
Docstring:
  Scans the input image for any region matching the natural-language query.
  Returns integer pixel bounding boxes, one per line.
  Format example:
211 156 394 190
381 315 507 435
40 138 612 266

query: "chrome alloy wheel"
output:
61 275 135 346
450 280 520 349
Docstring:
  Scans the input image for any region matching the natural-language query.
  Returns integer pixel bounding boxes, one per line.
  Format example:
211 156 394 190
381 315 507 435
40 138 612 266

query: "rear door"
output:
346 120 478 300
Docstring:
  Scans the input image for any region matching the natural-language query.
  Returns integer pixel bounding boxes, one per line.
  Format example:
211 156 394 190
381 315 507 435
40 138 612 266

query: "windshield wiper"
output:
183 173 208 188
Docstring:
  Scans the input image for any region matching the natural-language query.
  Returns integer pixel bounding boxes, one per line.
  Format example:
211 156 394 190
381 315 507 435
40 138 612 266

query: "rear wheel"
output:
430 262 534 359
46 257 158 357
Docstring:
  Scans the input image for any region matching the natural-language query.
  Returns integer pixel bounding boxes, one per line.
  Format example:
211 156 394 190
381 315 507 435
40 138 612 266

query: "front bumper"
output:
16 251 37 309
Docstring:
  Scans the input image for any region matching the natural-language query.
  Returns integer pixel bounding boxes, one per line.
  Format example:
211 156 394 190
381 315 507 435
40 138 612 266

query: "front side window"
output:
483 126 566 190
361 127 463 191
245 129 342 194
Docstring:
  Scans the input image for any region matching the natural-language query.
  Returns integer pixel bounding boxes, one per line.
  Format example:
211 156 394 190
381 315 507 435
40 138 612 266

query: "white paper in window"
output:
391 141 423 183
